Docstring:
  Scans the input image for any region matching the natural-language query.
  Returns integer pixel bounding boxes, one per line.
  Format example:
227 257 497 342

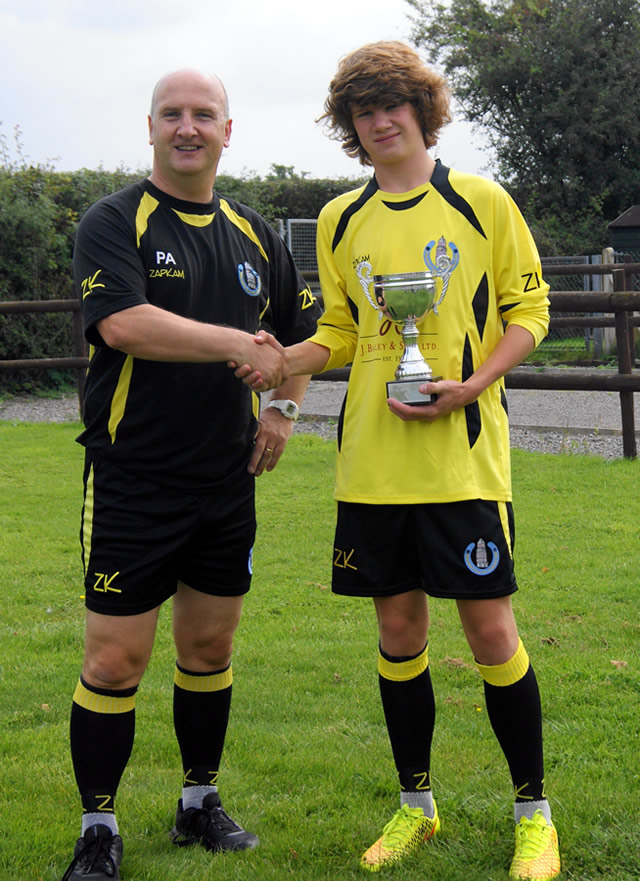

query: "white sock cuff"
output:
400 789 435 818
181 784 218 810
81 812 119 836
514 799 551 824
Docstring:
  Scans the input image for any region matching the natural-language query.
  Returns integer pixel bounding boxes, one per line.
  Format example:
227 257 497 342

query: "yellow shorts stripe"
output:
378 644 429 682
73 679 136 714
476 639 530 687
82 464 94 577
498 501 513 558
174 664 233 693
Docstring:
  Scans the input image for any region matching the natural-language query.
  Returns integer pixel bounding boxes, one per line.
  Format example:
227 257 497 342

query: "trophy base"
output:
387 376 441 406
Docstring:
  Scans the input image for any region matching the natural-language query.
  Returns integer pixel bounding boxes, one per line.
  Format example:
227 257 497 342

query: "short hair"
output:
149 70 230 119
318 41 452 166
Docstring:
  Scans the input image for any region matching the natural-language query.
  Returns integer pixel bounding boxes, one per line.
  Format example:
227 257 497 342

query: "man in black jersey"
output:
237 41 560 881
60 69 320 881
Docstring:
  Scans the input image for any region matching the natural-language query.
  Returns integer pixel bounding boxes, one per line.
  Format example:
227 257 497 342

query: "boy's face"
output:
351 101 425 170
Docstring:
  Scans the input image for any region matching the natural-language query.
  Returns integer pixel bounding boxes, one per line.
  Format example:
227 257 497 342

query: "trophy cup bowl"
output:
373 270 441 405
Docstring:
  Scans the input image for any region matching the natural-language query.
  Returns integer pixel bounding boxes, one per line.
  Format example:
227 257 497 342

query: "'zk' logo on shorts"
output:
334 547 357 570
93 572 122 593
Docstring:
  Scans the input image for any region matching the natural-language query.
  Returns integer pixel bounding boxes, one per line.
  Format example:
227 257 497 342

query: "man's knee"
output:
82 644 148 690
176 626 236 672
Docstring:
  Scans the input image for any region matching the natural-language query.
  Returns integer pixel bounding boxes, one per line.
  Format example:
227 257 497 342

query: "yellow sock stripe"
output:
174 665 233 693
378 645 429 682
73 679 136 714
476 639 529 687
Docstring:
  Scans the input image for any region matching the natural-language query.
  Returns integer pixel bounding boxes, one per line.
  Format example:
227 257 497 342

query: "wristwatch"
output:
267 399 300 421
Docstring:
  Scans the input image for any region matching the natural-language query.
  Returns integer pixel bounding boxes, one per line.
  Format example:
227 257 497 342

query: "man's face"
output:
148 71 232 191
351 101 425 169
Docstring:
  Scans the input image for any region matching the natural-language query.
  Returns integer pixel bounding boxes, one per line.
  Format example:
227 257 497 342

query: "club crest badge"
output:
423 236 460 314
355 237 459 319
464 538 500 576
238 261 261 296
355 260 382 316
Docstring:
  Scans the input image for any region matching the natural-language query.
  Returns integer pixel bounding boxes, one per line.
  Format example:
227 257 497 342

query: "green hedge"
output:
0 156 612 396
0 164 364 394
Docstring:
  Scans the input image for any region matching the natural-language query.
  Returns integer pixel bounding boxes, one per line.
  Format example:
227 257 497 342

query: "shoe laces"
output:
62 830 118 880
515 811 551 859
206 802 242 834
380 805 425 847
184 795 241 838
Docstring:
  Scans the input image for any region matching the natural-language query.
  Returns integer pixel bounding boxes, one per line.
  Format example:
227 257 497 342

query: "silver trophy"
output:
373 270 441 405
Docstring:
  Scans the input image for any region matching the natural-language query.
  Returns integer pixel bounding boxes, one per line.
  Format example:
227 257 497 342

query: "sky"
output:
0 0 491 182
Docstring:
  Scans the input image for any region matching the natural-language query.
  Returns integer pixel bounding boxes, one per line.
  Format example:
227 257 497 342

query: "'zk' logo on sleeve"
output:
81 270 105 299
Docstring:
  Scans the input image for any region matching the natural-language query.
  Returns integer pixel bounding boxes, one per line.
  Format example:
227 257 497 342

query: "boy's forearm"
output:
285 340 331 376
464 324 535 399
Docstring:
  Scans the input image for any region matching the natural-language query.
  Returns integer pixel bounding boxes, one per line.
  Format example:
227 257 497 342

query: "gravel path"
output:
1 382 638 460
298 380 639 460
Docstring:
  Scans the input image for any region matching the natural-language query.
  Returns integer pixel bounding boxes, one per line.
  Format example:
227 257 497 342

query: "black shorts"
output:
332 500 517 601
81 452 256 616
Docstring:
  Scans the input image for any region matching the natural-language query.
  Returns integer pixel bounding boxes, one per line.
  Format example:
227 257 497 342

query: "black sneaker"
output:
170 792 259 853
61 824 123 880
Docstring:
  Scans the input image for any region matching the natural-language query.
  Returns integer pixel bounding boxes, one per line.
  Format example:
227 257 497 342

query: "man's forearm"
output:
269 374 311 406
97 304 255 362
97 303 288 389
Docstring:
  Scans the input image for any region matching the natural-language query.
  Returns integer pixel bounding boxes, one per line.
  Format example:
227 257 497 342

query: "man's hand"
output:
247 405 295 476
229 330 286 391
387 379 477 422
232 331 288 391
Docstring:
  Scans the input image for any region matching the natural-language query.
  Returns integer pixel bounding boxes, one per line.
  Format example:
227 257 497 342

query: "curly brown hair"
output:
318 41 452 166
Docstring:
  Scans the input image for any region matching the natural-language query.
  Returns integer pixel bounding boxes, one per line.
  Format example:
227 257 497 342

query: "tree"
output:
406 0 640 252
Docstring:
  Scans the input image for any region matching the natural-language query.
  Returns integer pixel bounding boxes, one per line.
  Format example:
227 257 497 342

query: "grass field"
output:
0 421 639 881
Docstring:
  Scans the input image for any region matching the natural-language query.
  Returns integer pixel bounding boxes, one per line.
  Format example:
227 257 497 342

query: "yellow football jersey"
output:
310 161 549 504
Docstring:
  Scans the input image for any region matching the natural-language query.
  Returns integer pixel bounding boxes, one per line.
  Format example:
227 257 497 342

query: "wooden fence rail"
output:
1 262 640 457
0 297 86 402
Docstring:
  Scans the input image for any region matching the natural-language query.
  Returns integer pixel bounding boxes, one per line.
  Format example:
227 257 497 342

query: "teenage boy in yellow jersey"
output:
235 40 560 880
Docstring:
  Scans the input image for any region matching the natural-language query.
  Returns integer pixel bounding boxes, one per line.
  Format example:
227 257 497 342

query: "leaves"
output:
406 0 640 253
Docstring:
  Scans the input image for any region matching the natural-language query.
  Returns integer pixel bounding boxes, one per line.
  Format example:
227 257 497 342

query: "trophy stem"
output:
373 270 441 405
396 318 432 380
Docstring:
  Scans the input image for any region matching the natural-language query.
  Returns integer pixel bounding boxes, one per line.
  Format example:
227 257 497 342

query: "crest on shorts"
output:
463 538 500 576
238 261 261 296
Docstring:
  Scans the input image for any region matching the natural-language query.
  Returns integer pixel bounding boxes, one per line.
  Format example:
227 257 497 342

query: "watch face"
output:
270 400 298 420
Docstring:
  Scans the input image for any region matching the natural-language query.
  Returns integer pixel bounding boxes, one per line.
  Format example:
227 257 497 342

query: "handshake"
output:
228 330 290 391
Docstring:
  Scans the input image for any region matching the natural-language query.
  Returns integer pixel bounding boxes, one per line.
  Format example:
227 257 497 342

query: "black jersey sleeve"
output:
72 184 150 348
